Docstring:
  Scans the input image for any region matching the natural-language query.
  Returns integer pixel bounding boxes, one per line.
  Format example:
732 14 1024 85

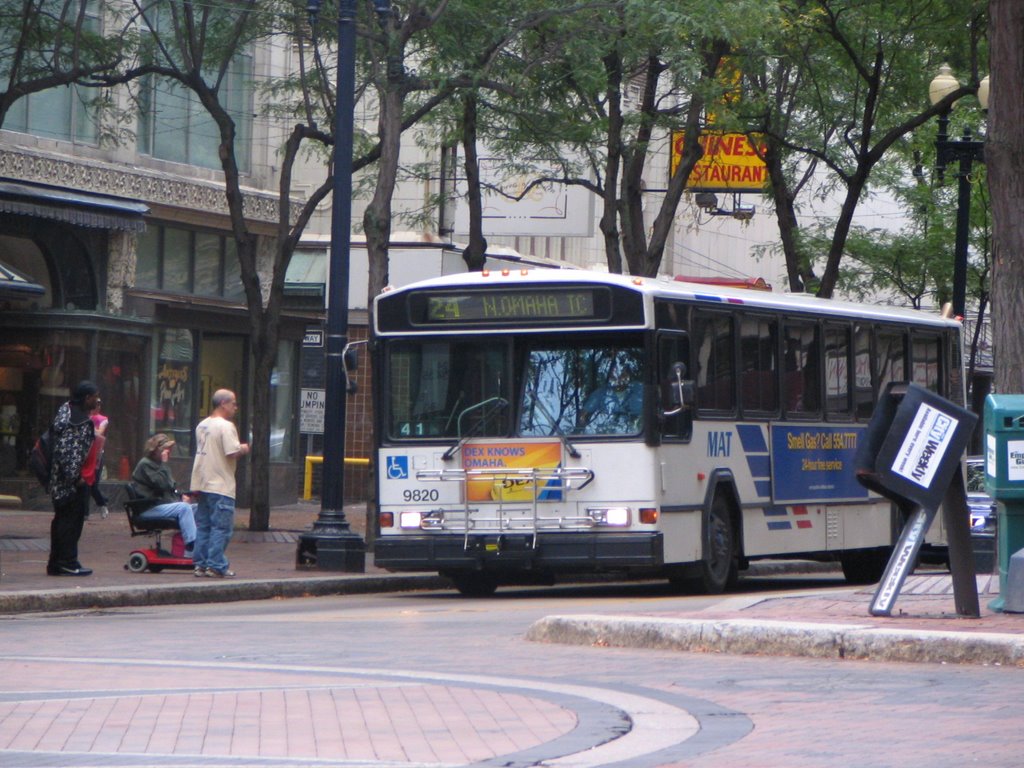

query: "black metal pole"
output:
952 147 973 319
297 0 365 571
934 118 984 321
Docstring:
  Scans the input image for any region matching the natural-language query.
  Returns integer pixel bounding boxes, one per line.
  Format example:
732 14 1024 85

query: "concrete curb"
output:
0 574 450 614
0 560 839 615
525 614 1024 667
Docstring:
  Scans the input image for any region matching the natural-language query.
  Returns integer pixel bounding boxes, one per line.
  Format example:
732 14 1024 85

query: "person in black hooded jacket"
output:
46 380 100 576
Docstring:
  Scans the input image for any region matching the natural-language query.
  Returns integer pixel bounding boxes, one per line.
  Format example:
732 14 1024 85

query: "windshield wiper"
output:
526 394 581 458
442 397 509 461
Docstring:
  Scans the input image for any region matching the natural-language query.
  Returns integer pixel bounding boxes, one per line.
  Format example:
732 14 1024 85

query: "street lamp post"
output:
297 0 390 571
928 65 989 319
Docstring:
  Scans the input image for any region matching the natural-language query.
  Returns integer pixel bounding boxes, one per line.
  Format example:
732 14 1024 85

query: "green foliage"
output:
0 0 132 126
729 0 987 295
831 108 991 310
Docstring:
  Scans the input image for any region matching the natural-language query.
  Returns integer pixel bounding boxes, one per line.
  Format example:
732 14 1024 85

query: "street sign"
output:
303 329 324 347
300 388 326 434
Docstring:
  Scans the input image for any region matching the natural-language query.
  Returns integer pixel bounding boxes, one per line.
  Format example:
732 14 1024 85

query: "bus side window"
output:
854 324 873 419
825 324 853 419
911 334 941 393
658 334 691 440
783 321 821 416
693 311 735 413
739 315 778 414
876 329 907 399
947 330 966 406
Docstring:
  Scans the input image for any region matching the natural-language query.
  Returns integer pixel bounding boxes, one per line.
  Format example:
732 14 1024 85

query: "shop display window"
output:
153 328 196 454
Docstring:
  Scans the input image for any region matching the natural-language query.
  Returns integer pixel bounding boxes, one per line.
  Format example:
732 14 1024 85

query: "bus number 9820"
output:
403 489 440 502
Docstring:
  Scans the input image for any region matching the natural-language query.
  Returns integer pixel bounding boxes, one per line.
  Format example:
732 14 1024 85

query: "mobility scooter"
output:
122 484 193 573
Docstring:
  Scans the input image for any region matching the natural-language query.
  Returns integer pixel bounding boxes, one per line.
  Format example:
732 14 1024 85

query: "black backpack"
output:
28 428 53 488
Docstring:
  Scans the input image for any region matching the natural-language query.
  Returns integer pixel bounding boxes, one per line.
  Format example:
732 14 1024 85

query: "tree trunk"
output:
460 92 487 271
764 140 811 292
247 311 276 530
599 46 624 274
208 98 276 532
631 42 722 278
364 83 403 302
816 167 870 298
988 0 1024 393
618 56 659 275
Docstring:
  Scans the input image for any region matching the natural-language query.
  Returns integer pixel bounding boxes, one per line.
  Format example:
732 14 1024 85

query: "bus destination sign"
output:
418 289 602 325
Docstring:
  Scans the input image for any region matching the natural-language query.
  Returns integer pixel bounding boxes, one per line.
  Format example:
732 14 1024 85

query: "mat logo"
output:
707 430 732 457
912 414 953 483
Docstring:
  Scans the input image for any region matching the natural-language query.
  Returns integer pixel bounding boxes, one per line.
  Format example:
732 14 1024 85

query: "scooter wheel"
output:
127 552 149 573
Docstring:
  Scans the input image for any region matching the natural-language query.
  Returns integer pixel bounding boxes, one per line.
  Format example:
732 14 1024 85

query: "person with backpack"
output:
46 380 100 576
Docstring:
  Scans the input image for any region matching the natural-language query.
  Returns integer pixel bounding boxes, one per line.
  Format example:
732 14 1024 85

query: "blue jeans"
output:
138 501 197 545
192 492 235 573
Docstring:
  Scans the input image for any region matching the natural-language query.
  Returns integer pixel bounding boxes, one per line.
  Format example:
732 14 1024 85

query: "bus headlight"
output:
399 511 423 529
399 510 444 529
587 507 630 526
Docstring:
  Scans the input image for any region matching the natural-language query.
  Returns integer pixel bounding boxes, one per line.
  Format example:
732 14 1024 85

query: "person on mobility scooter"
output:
128 434 197 563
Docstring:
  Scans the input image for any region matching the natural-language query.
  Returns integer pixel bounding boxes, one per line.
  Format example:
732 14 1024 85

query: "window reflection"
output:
153 328 194 452
270 340 295 460
519 344 644 437
387 341 507 439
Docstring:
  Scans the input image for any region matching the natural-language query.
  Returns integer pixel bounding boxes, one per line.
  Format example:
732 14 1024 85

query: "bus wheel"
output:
840 548 889 585
449 572 499 597
700 496 738 594
667 497 739 594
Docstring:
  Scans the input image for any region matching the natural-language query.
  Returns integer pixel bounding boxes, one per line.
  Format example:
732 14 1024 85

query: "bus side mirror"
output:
343 342 362 394
663 362 694 417
343 346 359 372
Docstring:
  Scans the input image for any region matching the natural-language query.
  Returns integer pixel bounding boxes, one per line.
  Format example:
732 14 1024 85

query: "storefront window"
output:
270 340 295 460
163 228 191 293
136 227 159 288
97 334 146 478
153 328 195 453
134 224 243 301
0 331 94 474
224 239 244 302
194 232 222 296
39 337 90 403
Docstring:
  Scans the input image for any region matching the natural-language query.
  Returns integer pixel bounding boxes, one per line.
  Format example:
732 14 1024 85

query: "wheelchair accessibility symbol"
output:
387 456 409 479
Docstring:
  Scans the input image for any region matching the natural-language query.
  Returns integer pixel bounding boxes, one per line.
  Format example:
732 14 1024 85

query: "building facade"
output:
0 10 316 508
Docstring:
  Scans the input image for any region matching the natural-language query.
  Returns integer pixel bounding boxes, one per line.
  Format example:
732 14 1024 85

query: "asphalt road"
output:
1 584 1021 767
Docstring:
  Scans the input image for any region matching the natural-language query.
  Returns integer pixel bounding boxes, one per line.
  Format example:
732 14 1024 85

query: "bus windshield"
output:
519 343 644 437
386 340 508 439
385 337 645 440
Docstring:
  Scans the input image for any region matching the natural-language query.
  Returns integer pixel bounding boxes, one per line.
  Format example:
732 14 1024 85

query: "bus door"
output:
657 331 692 442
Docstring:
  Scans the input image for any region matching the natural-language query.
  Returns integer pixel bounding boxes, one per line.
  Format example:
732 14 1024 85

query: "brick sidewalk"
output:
0 500 380 591
682 573 1022 634
0 658 581 765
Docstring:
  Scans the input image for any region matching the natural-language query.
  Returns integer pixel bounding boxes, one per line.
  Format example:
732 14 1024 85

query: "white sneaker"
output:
99 506 109 519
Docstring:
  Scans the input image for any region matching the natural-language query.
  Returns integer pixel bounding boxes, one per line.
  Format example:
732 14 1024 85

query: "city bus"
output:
370 269 964 596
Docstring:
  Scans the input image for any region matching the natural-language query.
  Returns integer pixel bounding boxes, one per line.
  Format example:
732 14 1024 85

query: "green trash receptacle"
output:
983 394 1024 612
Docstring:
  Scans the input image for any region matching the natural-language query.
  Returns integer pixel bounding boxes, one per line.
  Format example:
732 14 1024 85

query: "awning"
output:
0 259 45 298
0 178 149 233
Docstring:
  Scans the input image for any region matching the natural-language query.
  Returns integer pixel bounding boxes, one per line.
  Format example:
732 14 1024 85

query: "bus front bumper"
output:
373 531 663 573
